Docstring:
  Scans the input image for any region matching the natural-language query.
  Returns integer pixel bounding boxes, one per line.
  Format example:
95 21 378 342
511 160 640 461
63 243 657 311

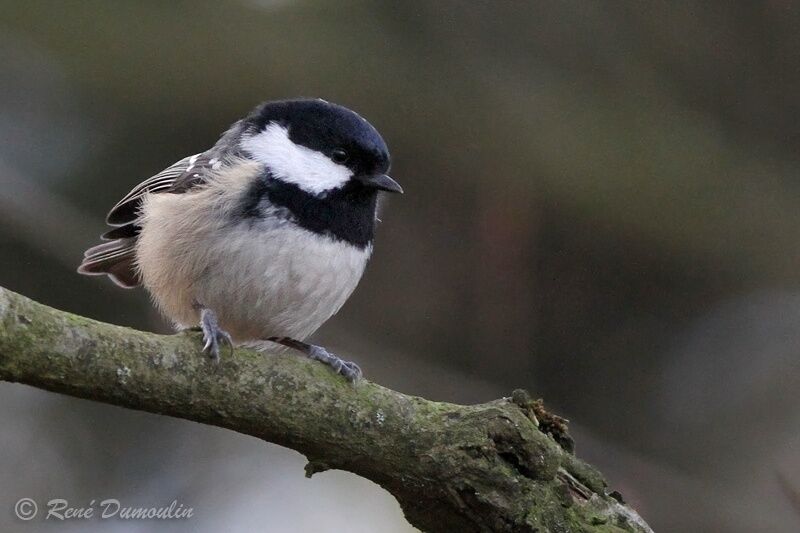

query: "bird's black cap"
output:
244 98 390 177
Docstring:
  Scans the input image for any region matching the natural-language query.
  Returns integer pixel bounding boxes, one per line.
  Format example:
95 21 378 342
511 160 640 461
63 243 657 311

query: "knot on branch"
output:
510 388 574 453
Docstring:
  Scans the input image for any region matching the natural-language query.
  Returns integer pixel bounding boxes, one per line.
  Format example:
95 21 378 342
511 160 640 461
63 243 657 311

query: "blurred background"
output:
1 1 799 531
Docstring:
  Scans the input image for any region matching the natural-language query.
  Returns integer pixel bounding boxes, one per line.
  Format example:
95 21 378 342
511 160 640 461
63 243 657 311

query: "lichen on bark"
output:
0 286 652 532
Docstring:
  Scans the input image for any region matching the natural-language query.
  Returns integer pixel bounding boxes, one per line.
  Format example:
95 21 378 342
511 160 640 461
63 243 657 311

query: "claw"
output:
340 360 363 381
269 337 362 382
199 307 233 361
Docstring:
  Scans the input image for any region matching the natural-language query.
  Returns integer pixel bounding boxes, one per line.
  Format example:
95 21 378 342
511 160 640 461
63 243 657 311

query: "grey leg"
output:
268 337 362 382
198 307 233 361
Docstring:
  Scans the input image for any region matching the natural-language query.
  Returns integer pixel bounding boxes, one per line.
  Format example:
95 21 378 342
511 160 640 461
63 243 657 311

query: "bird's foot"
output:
199 308 233 361
268 337 362 382
307 345 362 381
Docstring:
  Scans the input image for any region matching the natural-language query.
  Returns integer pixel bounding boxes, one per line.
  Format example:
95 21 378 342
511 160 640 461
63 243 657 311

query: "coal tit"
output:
78 99 402 381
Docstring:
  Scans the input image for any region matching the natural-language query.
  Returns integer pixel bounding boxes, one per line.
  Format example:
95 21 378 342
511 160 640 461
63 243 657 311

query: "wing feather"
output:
106 154 203 225
79 151 219 287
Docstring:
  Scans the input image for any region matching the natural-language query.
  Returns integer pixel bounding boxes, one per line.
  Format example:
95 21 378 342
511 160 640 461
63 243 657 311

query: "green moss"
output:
0 286 652 533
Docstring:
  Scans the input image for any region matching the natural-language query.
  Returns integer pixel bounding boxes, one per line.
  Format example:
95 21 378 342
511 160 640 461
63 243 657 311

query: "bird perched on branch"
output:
78 98 402 381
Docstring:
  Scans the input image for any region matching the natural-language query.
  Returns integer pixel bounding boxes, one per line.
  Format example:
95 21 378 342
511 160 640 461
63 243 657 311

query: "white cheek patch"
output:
241 123 352 194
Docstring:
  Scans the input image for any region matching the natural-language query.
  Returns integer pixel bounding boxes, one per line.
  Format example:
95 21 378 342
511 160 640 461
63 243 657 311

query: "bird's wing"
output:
79 152 222 287
105 152 221 226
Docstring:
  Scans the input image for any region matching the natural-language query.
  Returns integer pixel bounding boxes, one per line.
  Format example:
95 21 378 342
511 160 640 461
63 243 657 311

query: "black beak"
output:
356 174 404 194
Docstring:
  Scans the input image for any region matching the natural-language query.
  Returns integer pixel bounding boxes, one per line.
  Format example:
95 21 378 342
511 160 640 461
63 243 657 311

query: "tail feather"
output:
77 237 140 288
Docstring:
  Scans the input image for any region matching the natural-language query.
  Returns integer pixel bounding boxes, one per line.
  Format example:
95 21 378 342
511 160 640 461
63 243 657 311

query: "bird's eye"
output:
331 148 349 164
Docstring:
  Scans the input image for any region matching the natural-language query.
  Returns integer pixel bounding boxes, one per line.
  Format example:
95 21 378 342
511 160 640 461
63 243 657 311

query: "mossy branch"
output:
0 286 651 533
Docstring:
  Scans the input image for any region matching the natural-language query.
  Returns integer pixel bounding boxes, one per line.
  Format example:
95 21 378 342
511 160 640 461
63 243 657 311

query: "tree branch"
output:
0 286 651 532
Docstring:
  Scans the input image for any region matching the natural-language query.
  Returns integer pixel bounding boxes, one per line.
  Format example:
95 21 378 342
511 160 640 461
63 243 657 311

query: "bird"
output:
78 98 402 381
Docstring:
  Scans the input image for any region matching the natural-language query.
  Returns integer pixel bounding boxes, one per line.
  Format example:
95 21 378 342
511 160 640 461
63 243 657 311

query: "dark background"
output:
1 2 799 531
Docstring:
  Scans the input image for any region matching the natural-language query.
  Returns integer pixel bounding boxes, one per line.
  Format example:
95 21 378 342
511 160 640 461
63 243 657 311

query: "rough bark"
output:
0 286 652 532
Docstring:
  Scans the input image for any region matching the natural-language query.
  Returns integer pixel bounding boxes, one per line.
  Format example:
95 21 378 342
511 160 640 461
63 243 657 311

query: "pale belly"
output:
136 191 371 342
